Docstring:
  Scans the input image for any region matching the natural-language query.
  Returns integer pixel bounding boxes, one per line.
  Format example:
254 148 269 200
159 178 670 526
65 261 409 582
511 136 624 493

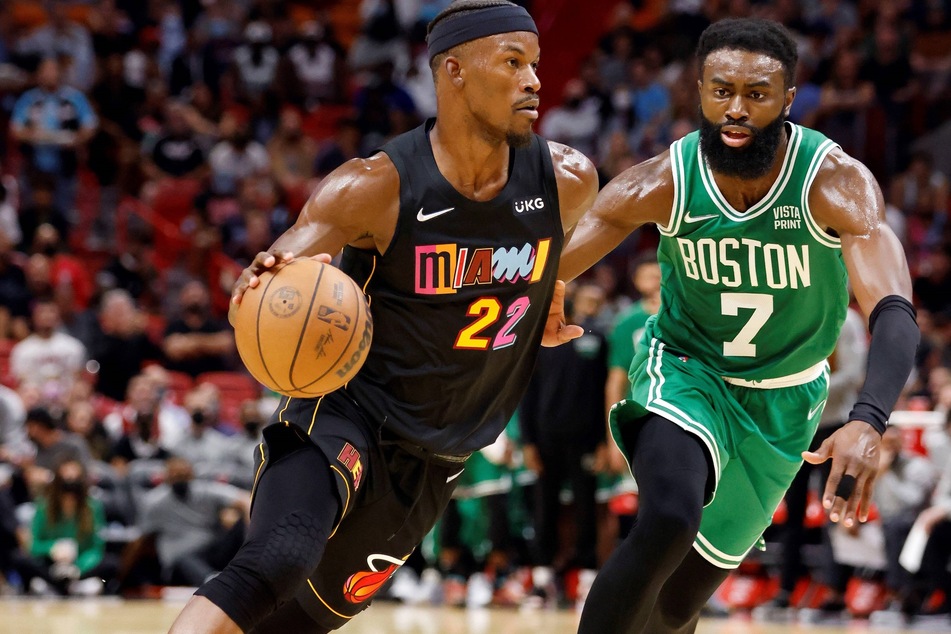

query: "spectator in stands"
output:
913 243 951 317
904 449 951 624
91 52 144 141
64 400 112 464
171 383 232 480
23 407 91 481
14 4 96 91
349 0 409 72
541 78 602 159
315 117 364 179
138 456 249 586
226 400 265 489
353 61 418 150
287 19 346 108
0 384 28 461
891 152 948 256
520 285 608 603
97 226 161 307
108 410 172 473
861 21 918 173
208 109 269 197
16 177 69 251
145 101 208 181
267 106 316 209
84 289 163 402
12 458 114 596
10 298 86 406
232 22 279 102
617 55 671 156
814 48 875 162
604 255 660 472
9 56 97 219
0 168 20 248
870 427 938 618
103 372 189 458
30 224 93 315
162 280 234 378
0 228 30 340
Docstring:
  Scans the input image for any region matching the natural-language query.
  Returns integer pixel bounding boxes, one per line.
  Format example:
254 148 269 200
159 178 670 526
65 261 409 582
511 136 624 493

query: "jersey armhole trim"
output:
539 137 566 239
659 139 685 236
801 139 842 249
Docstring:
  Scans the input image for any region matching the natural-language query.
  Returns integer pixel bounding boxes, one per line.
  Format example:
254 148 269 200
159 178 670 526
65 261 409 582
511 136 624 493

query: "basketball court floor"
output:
0 599 927 634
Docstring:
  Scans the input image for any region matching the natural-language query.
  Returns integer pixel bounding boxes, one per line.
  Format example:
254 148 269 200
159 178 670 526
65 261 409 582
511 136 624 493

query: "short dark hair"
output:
26 407 56 430
696 18 798 89
427 0 520 76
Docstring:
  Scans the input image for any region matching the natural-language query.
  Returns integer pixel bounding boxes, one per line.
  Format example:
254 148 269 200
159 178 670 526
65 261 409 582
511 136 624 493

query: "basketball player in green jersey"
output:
557 18 919 633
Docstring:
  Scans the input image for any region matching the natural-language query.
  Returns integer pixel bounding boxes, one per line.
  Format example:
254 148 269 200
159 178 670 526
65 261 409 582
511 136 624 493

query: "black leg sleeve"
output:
578 415 710 634
196 443 340 632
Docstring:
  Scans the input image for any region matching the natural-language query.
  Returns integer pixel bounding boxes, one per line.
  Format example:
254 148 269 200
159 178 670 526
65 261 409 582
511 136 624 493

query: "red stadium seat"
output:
0 339 14 387
164 371 194 406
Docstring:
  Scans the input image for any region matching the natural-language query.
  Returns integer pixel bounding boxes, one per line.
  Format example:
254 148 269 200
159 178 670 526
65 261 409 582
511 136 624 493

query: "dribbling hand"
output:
229 251 334 326
801 420 882 528
541 280 583 347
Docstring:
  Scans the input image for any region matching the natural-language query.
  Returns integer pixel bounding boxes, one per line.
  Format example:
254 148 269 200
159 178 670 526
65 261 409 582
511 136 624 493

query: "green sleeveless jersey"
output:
652 123 849 380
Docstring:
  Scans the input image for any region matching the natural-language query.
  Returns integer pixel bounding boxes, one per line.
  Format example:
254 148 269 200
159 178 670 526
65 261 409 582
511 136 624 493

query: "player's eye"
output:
507 58 519 68
714 88 728 97
531 62 539 72
750 92 764 99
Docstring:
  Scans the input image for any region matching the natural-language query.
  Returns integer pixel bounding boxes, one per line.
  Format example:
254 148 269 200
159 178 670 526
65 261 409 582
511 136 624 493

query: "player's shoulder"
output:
314 152 400 205
809 146 884 231
547 140 599 227
547 140 598 193
812 146 876 189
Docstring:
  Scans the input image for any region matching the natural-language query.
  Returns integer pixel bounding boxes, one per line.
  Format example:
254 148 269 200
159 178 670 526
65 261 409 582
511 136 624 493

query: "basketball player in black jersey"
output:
168 2 596 632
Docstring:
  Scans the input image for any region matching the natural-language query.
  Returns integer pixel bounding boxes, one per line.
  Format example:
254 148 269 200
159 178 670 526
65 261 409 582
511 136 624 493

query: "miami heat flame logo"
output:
342 553 408 604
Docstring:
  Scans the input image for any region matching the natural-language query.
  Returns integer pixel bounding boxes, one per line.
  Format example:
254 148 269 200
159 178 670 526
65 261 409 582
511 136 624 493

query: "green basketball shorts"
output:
610 338 829 569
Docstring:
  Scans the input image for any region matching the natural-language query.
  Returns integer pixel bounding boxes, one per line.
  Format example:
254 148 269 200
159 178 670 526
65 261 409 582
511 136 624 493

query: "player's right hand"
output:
231 251 295 309
230 251 335 326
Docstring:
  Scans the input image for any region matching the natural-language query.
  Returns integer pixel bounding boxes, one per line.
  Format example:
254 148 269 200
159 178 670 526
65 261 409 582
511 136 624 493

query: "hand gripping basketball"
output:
233 258 373 397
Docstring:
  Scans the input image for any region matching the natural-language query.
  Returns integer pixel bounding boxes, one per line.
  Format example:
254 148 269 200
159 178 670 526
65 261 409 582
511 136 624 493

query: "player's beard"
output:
699 109 786 179
473 110 533 149
506 124 533 149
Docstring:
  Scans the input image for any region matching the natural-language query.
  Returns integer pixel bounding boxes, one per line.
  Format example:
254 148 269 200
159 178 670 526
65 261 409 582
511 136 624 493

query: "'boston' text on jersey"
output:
676 237 810 289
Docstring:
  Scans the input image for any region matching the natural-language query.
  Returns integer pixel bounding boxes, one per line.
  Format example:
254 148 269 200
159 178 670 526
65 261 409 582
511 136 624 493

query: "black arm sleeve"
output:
847 295 919 435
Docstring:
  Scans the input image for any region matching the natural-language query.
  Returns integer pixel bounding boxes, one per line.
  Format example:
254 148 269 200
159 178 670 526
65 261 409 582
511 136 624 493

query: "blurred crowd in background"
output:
0 0 950 626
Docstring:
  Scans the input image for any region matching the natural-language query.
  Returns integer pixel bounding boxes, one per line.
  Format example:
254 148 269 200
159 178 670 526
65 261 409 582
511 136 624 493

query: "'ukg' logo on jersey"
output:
414 239 551 295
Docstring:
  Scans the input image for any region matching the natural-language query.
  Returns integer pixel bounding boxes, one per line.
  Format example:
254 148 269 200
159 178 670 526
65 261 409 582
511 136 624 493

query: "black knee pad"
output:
256 510 328 599
198 511 328 631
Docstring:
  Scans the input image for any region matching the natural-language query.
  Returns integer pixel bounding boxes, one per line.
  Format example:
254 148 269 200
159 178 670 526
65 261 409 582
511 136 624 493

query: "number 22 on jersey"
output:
455 296 531 350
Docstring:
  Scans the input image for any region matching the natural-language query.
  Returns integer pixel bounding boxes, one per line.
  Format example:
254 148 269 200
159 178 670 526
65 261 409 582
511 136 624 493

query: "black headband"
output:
427 4 538 60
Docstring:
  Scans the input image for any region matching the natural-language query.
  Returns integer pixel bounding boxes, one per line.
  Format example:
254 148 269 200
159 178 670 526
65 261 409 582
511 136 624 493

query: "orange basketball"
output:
234 259 373 397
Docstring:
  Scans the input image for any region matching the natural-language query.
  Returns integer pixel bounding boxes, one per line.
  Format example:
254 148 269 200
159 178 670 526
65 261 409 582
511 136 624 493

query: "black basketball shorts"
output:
253 390 465 630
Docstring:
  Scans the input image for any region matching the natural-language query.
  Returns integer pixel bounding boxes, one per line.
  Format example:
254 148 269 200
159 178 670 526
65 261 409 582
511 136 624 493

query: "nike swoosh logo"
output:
683 212 719 224
808 399 827 419
417 206 455 222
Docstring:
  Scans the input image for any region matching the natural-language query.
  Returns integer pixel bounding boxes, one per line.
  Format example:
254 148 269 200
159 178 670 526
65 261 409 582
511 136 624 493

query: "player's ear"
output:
446 56 464 86
784 86 796 118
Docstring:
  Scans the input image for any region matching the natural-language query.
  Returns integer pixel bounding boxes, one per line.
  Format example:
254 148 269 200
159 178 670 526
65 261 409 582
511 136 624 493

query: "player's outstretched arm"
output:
228 155 399 325
557 151 675 284
540 142 599 347
802 148 919 528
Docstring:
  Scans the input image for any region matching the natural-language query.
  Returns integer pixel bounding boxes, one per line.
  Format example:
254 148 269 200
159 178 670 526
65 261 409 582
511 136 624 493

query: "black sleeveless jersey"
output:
339 119 563 454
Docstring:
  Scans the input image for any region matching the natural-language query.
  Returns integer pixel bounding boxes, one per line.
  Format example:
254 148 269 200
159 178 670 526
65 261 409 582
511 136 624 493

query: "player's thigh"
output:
291 447 463 630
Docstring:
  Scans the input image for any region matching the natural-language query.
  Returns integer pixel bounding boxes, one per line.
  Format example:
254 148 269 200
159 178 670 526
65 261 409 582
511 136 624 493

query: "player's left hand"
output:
541 280 583 347
802 420 882 528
